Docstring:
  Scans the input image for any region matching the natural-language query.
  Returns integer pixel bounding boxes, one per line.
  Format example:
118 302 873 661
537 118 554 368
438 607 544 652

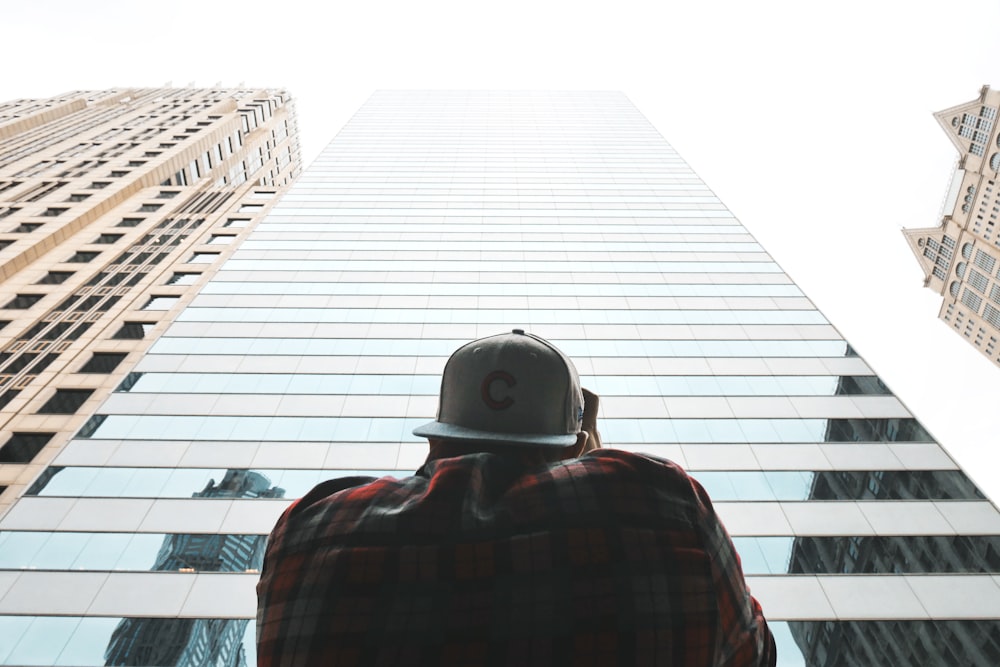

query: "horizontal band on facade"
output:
23 467 981 503
4 532 996 577
4 498 998 537
0 616 996 666
1 571 999 620
51 441 956 474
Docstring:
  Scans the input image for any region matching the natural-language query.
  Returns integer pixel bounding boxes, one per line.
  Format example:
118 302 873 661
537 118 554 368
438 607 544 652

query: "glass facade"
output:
2 91 1000 665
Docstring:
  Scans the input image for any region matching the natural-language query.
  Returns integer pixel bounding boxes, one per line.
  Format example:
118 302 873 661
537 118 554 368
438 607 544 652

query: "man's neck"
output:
425 439 557 466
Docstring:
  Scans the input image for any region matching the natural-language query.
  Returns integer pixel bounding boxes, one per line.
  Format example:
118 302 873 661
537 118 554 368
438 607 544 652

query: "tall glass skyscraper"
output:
2 91 1000 665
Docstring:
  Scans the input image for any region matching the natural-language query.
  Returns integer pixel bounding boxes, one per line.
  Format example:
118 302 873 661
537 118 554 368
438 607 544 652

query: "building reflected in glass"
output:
784 447 1000 663
104 617 249 667
102 471 281 666
785 620 1000 666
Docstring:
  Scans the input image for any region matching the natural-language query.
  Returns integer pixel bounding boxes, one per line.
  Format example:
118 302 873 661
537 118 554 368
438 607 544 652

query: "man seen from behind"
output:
257 329 776 666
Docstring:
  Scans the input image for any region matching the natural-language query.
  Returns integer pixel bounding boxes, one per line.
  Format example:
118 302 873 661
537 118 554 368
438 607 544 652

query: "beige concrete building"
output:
905 85 1000 367
0 87 301 516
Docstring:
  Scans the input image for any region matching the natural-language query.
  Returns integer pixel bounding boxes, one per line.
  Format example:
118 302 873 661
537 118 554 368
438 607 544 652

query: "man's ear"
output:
560 432 590 460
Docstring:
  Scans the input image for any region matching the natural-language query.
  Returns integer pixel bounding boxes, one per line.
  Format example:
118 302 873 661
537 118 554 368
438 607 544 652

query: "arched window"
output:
962 244 973 259
956 262 967 279
950 281 961 298
991 153 1000 172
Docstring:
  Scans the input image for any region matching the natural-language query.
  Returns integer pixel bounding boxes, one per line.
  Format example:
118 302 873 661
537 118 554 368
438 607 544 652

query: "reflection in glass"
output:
112 373 892 397
776 454 1000 663
734 535 1000 574
177 306 827 325
77 415 929 443
101 471 282 666
252 222 747 235
237 239 764 252
697 469 982 501
27 467 979 501
26 467 395 499
777 620 1000 666
221 257 783 273
803 470 983 501
0 532 265 572
201 279 804 297
147 336 857 358
103 618 250 667
832 374 890 395
7 532 996 575
823 416 932 442
786 466 989 579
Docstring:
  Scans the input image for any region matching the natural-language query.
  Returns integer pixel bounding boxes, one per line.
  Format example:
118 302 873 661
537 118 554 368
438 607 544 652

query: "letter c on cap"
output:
481 371 515 410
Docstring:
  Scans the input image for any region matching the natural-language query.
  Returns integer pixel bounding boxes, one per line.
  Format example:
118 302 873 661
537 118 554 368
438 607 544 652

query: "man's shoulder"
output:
571 447 685 473
276 474 393 527
539 449 703 505
289 448 696 507
547 448 697 491
273 448 704 539
416 448 695 496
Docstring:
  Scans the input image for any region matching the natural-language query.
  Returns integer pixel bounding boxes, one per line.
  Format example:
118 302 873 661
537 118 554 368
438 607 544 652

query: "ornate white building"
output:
905 85 1000 368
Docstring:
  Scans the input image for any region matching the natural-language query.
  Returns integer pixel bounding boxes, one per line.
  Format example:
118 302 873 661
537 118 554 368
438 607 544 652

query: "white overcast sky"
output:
4 0 1000 500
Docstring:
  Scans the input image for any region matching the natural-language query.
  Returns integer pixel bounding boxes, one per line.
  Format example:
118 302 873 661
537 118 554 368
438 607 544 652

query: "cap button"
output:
512 328 525 335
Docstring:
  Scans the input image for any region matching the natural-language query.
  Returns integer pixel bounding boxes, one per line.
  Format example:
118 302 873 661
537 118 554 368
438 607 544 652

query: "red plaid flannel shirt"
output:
257 449 776 666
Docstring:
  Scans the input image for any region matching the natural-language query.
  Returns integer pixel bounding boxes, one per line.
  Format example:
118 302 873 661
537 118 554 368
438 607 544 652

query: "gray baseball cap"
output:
412 329 584 448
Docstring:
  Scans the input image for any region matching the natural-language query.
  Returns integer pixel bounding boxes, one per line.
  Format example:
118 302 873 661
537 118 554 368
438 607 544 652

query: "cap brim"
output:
412 420 578 448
